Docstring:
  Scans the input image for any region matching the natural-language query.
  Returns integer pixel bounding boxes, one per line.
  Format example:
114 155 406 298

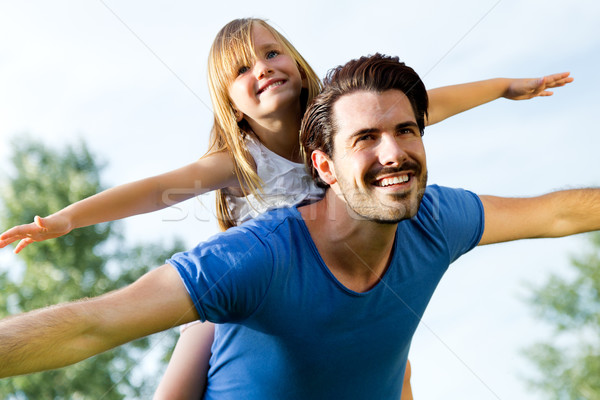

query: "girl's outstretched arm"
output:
0 151 238 253
425 72 573 126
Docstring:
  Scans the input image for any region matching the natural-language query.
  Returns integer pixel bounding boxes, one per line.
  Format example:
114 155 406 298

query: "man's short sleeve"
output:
167 227 275 324
419 185 485 263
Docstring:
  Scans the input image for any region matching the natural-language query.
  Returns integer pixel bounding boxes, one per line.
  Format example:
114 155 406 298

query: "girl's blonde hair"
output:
206 18 322 230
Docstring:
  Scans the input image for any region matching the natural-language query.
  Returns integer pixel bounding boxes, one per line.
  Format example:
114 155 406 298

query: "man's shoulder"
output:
423 184 473 198
168 207 303 276
175 207 300 254
414 185 484 230
237 206 303 234
216 206 306 250
421 185 481 211
412 185 485 257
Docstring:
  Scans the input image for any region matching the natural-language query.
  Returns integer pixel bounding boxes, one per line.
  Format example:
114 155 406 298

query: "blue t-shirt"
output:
168 185 484 399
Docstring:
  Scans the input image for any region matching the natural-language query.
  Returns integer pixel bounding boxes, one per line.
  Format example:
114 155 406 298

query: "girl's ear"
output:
299 66 308 89
233 108 243 122
311 150 336 185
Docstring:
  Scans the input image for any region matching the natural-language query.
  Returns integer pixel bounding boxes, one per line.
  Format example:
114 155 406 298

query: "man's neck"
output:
299 190 398 293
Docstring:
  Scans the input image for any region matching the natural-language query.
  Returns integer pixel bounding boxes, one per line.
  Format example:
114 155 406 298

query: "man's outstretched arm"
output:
479 188 600 245
0 264 198 378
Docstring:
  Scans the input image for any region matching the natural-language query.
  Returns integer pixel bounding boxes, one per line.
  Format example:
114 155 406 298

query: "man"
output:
0 54 598 399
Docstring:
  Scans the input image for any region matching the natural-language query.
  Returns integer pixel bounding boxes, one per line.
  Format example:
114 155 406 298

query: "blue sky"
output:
1 1 599 398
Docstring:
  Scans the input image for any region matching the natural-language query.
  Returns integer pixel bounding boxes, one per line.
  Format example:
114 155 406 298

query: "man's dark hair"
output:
300 53 429 188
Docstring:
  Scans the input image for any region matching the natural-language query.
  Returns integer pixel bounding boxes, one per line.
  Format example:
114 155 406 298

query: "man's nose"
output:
378 133 407 166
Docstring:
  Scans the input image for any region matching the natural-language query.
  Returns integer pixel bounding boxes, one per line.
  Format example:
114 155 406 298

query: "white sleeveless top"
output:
181 136 326 332
223 136 325 225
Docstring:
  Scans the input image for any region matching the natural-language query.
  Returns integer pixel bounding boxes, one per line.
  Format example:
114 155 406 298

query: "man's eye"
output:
398 128 415 136
356 134 374 142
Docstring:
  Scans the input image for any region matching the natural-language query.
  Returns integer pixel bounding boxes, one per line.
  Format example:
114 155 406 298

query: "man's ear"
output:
311 150 336 185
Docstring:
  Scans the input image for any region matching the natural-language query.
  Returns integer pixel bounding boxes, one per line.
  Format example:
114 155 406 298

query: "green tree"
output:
523 233 600 400
0 137 184 399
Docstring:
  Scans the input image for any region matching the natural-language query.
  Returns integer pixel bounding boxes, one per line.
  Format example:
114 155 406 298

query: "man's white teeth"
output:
261 81 283 93
379 175 409 187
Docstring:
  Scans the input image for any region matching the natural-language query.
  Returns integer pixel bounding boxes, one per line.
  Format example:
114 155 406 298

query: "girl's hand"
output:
504 72 573 100
0 215 73 254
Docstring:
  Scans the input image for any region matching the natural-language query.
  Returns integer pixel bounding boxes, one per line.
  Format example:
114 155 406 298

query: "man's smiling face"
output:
329 89 428 223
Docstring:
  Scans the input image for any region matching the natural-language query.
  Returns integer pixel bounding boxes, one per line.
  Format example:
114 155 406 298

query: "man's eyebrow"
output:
349 127 379 139
349 121 419 139
395 121 419 131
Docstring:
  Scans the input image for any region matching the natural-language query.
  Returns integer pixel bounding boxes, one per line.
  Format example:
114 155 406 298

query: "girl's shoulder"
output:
244 135 305 178
224 135 325 224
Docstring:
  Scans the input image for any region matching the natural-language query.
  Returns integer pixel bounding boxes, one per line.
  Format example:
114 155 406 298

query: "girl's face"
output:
228 25 305 124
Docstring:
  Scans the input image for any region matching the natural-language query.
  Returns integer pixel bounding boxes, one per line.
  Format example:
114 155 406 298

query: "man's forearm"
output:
549 188 600 237
0 265 198 378
0 301 107 378
479 188 600 245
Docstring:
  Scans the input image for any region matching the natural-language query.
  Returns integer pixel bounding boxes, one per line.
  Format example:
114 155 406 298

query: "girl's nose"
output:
254 61 273 79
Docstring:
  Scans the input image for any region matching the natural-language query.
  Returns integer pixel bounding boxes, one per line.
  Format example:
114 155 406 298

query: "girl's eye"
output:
266 50 279 59
237 66 249 75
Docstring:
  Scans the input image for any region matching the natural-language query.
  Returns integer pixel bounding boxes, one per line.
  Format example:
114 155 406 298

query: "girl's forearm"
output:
56 152 237 230
426 78 509 126
57 177 189 230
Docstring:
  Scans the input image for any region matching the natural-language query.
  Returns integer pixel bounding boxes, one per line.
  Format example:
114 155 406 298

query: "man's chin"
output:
347 200 419 224
372 217 404 225
339 176 426 223
377 203 421 224
377 194 422 219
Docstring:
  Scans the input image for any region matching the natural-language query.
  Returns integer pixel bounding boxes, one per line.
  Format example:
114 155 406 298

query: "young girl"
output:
0 18 572 400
